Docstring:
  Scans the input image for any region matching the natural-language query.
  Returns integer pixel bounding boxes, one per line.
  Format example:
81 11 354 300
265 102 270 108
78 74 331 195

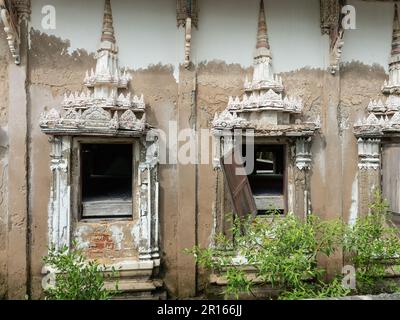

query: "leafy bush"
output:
188 213 349 299
343 190 400 294
188 191 400 300
43 245 118 300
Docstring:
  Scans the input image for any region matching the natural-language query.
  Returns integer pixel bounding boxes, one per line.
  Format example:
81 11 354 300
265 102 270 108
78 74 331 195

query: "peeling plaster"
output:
31 0 184 79
342 0 393 72
110 225 124 251
131 221 140 248
75 225 91 250
6 0 400 298
349 173 358 226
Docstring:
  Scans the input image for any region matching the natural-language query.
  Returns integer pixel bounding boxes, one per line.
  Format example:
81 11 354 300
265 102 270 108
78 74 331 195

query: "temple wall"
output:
0 29 10 300
0 0 397 299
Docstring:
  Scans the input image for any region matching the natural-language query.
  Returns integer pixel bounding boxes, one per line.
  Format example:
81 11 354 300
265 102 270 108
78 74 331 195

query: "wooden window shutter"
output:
382 144 400 215
221 148 257 219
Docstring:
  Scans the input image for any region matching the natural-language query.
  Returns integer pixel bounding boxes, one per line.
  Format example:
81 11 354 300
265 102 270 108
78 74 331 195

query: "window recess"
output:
80 143 133 219
244 144 286 215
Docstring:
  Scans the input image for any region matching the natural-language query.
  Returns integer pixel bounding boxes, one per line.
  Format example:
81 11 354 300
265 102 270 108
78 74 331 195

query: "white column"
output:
138 133 160 261
48 136 72 250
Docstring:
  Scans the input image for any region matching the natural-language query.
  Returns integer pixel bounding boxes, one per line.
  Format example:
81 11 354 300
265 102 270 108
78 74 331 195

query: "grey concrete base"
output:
323 293 400 300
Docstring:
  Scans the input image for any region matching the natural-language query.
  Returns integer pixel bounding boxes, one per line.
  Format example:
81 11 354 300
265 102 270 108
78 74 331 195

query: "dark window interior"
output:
81 143 133 218
243 144 285 215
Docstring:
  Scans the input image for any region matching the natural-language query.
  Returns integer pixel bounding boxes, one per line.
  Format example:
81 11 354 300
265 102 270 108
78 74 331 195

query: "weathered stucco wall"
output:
30 0 327 76
193 0 328 71
30 0 184 80
27 28 180 298
0 0 398 299
0 29 10 299
342 0 393 70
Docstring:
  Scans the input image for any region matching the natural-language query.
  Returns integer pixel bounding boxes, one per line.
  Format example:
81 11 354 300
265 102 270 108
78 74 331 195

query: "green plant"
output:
343 190 400 295
188 213 347 300
43 244 119 300
188 191 400 300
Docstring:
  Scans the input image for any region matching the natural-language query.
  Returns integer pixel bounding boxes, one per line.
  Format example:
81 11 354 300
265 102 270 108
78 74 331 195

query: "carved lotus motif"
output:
390 112 400 126
212 110 249 130
40 108 61 128
82 106 111 122
386 95 400 112
119 110 145 130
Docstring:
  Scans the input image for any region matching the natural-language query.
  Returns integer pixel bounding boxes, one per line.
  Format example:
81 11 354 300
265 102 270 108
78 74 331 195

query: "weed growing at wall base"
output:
187 192 400 300
42 244 119 300
343 190 400 295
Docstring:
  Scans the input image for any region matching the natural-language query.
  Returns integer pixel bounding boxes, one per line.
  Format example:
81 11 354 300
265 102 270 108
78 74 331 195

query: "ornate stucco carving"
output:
176 0 198 28
177 0 198 68
47 136 72 250
40 0 148 137
227 89 303 113
295 138 312 171
320 0 344 74
183 16 193 69
0 0 20 64
357 138 381 170
212 109 249 131
354 4 400 139
14 0 30 22
329 29 344 74
320 0 341 35
212 0 319 137
383 4 400 95
41 1 161 271
138 132 160 261
0 0 30 64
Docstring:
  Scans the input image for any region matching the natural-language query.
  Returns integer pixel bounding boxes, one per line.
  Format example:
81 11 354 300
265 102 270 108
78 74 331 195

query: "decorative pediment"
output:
40 0 148 137
354 112 400 137
213 0 317 138
120 110 146 131
212 110 249 131
83 67 132 89
40 106 146 135
244 74 284 93
228 90 303 114
61 91 145 111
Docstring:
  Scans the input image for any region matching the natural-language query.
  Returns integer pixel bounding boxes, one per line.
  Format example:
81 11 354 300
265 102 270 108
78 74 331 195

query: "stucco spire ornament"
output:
40 0 147 136
246 0 284 93
255 0 270 54
224 0 303 114
84 0 132 99
101 0 116 44
213 0 319 136
355 4 400 137
383 4 400 94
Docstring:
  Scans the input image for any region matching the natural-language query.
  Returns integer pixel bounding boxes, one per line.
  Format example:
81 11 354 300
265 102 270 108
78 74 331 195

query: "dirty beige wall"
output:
340 63 388 223
27 29 180 298
0 29 9 300
0 0 397 300
28 30 95 298
195 64 327 291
